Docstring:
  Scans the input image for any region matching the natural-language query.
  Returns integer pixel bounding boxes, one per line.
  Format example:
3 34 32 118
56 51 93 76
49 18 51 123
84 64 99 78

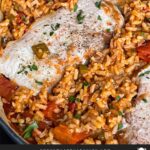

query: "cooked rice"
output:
0 0 150 145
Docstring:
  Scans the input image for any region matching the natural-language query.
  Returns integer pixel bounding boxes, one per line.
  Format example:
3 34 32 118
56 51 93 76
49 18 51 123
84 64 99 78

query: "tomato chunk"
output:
68 102 77 113
53 124 89 144
137 41 150 62
0 75 17 100
43 102 58 121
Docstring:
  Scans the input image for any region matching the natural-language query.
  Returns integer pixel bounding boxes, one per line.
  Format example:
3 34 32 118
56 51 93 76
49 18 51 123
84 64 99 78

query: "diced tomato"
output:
16 15 22 25
16 12 26 25
137 41 150 62
0 75 18 100
3 103 14 116
43 102 58 121
38 121 49 131
68 102 77 113
53 124 89 144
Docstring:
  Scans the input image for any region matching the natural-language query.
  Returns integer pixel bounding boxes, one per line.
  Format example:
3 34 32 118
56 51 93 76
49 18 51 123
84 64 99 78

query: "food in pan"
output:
0 0 150 144
0 0 123 94
127 55 150 144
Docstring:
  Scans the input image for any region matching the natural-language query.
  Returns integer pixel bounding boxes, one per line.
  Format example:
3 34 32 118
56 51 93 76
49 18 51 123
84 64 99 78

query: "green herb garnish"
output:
68 96 80 103
55 23 60 30
77 10 85 24
74 113 81 119
116 95 121 101
143 98 148 103
106 28 111 32
139 70 150 77
17 64 38 74
35 80 43 85
51 24 56 31
21 15 26 23
97 15 102 21
95 1 101 9
23 122 38 139
141 32 145 36
69 96 76 102
74 4 78 12
50 23 60 36
83 81 89 87
76 98 81 102
28 64 38 71
118 111 123 116
17 66 26 74
118 122 123 130
50 31 54 36
44 24 49 27
51 23 60 31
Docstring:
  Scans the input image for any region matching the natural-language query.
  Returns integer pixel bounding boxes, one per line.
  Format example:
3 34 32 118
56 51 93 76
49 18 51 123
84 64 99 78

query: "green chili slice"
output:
32 43 49 59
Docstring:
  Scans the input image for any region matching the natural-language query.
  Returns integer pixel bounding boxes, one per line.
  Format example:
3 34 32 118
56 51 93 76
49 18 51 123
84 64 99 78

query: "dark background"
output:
0 127 14 144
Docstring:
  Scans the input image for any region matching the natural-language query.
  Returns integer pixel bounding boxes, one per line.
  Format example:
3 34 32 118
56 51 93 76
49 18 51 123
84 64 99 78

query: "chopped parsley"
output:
106 28 111 33
143 98 148 103
51 23 60 31
118 122 123 130
50 23 60 36
50 31 54 36
43 32 47 35
97 15 102 21
69 96 76 103
74 3 78 12
44 24 49 27
116 95 121 101
68 96 81 103
95 1 101 9
139 70 150 77
118 111 123 116
76 98 81 102
140 32 145 36
17 64 38 74
35 80 43 85
28 64 38 71
83 81 89 87
21 15 26 23
77 10 85 24
23 122 38 139
74 113 81 119
17 66 26 74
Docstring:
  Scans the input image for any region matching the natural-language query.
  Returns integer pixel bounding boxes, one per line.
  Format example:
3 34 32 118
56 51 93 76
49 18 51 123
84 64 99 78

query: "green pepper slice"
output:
32 43 49 59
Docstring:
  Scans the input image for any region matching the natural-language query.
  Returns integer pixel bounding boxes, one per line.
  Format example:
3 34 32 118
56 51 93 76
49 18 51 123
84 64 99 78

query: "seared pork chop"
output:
0 0 124 94
127 65 150 144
